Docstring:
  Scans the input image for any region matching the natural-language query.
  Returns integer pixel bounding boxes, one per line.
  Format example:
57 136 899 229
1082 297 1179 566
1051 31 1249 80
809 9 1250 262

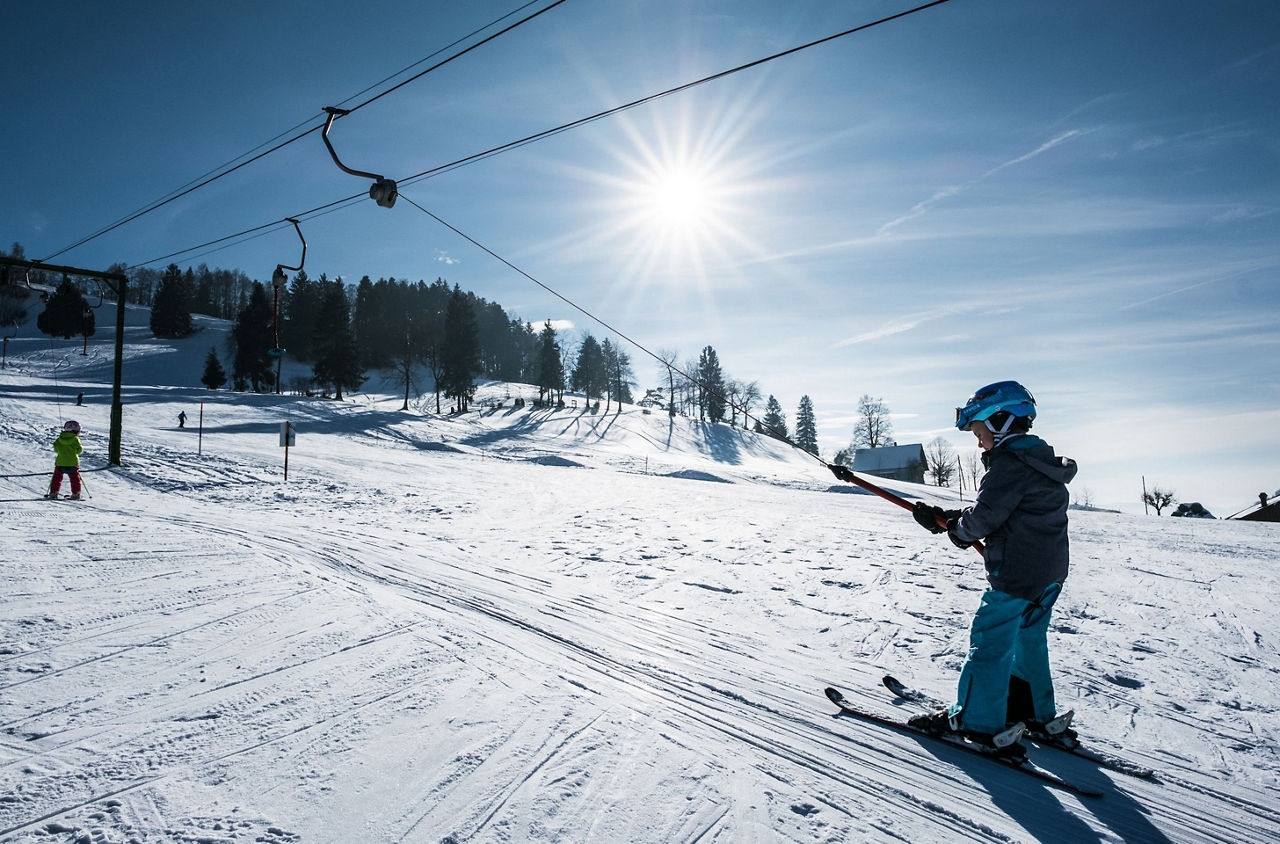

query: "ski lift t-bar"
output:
831 466 985 555
321 106 398 208
271 218 306 290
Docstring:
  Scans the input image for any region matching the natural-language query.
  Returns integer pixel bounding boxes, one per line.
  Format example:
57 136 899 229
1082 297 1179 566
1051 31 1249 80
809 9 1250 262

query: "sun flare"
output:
644 166 713 229
567 98 780 309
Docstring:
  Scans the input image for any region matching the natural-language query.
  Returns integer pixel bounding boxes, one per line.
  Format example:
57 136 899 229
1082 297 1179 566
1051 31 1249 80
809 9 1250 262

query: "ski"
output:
882 675 1155 780
825 686 1103 797
824 687 1103 798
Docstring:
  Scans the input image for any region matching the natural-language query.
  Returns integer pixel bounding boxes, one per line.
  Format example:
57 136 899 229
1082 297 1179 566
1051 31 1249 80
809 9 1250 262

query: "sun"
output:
559 96 783 312
643 165 714 230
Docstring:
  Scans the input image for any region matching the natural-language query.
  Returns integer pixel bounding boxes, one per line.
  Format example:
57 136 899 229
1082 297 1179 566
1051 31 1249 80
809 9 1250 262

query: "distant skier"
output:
906 381 1078 757
178 411 187 428
46 420 84 500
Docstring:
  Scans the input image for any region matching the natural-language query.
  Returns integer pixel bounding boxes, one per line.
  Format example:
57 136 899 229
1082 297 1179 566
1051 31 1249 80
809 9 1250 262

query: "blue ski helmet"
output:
955 381 1036 430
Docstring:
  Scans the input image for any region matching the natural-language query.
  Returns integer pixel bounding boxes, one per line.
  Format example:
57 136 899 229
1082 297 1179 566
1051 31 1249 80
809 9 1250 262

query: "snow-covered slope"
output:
2 298 1279 843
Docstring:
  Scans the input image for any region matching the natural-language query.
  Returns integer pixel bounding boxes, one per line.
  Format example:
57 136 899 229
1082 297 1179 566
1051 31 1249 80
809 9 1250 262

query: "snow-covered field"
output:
2 298 1279 842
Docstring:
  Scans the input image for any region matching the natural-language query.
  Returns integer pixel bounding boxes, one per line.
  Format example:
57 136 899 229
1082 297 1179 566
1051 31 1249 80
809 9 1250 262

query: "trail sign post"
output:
280 421 296 480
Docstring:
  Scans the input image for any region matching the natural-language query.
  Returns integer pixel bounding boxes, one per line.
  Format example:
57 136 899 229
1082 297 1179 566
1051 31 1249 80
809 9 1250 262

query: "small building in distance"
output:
852 443 927 484
1237 491 1280 523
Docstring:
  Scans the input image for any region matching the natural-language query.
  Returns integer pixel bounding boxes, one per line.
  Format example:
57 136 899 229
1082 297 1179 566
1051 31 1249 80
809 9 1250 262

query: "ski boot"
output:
910 709 1027 760
908 708 959 734
1024 711 1078 749
68 493 81 501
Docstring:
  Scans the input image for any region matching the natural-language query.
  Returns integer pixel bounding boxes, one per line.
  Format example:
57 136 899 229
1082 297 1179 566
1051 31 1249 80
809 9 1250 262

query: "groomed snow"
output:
2 297 1279 842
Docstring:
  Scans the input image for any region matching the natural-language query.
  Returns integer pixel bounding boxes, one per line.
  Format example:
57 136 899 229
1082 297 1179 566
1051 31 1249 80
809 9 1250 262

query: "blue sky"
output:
4 0 1278 514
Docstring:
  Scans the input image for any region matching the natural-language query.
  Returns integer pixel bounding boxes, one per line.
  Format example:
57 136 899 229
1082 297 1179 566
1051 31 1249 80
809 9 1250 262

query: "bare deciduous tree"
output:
726 380 744 427
1142 486 1177 515
925 436 957 486
961 450 983 492
853 394 893 449
655 349 680 417
739 380 761 428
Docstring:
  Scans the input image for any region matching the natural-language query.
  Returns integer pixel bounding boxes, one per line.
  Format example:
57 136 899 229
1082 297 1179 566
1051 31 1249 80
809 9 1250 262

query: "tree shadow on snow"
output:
661 414 744 466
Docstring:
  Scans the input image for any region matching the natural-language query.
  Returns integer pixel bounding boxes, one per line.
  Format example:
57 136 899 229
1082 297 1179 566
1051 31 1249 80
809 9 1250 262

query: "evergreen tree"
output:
697 346 727 423
536 321 563 403
352 276 386 367
183 267 199 316
611 347 635 405
601 339 618 413
795 395 819 455
150 263 194 338
280 270 319 361
571 334 606 405
233 282 274 392
311 280 364 400
440 284 480 412
761 395 789 441
37 275 90 339
201 347 227 390
193 264 217 316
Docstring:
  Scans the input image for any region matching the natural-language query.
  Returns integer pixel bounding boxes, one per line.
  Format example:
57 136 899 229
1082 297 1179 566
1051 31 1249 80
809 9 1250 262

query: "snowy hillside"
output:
2 297 1280 843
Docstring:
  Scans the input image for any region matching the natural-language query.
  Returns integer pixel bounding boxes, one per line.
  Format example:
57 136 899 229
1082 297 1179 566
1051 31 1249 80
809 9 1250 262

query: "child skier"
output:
908 381 1077 757
46 420 84 500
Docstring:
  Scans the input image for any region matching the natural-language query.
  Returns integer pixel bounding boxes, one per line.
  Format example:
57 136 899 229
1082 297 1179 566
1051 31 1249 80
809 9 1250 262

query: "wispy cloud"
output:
433 249 460 265
875 130 1087 239
833 303 981 347
1218 41 1280 75
1115 269 1268 313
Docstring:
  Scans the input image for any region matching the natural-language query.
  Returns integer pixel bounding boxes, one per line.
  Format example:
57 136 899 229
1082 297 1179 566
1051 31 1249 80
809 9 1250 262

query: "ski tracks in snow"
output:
4 398 1280 841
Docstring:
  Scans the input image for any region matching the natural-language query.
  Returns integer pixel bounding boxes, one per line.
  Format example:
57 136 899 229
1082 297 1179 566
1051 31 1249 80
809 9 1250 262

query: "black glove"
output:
946 520 972 549
912 501 949 534
829 463 854 483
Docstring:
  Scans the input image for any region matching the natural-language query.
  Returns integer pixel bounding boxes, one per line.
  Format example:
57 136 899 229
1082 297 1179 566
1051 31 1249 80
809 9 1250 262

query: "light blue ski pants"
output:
948 583 1062 735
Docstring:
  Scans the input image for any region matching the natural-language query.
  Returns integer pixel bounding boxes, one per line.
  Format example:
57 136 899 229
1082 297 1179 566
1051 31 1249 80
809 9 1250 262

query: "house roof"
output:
851 443 926 472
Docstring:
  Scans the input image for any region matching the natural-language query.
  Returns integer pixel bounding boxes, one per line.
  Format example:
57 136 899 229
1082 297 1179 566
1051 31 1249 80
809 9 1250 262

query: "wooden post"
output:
108 275 125 466
284 420 290 481
198 401 204 457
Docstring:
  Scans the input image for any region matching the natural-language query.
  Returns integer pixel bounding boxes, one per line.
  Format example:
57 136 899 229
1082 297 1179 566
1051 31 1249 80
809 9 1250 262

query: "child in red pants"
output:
47 420 83 500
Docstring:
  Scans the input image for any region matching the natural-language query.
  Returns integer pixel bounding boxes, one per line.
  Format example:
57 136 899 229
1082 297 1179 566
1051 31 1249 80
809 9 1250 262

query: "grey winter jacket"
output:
950 434 1078 601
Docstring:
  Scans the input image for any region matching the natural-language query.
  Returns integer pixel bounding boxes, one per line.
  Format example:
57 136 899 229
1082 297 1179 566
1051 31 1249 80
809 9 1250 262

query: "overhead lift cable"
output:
78 0 548 253
401 0 956 188
110 0 971 544
126 0 957 272
40 0 570 264
398 193 976 549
